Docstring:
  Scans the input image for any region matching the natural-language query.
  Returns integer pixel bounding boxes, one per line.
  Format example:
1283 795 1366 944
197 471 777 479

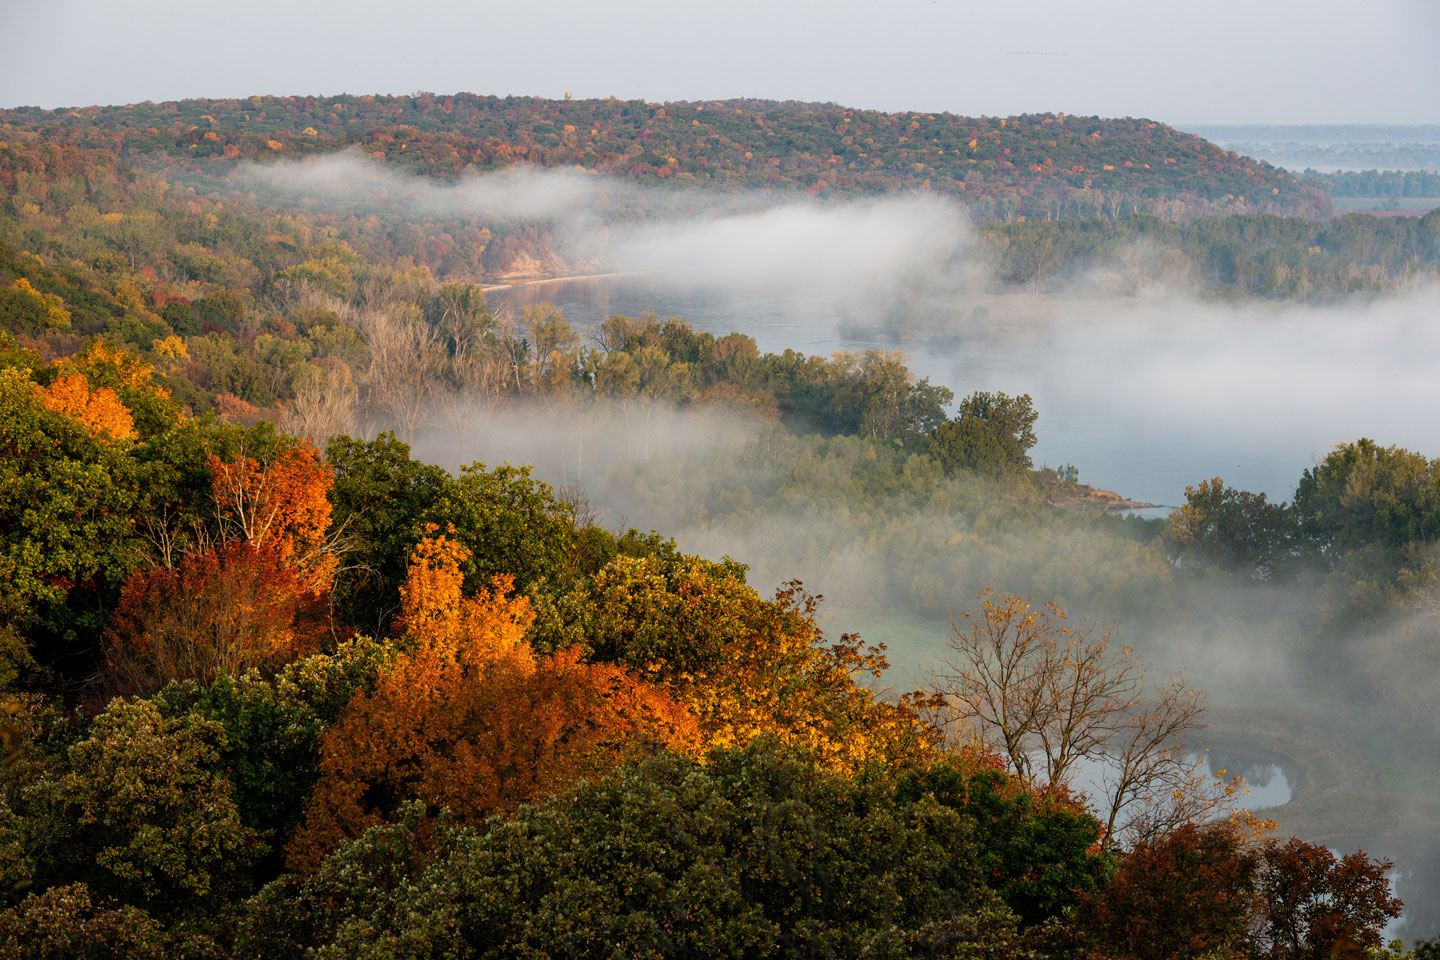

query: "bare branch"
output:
935 591 1241 853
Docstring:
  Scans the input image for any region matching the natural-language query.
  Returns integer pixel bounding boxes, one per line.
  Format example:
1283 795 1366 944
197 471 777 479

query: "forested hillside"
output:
987 209 1440 296
1 94 1327 220
3 93 1440 956
2 106 1430 310
0 333 1423 956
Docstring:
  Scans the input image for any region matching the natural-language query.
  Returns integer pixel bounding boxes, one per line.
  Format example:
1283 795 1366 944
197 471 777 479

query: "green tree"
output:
955 391 1038 468
240 740 1021 959
928 393 1039 477
56 699 259 919
433 461 575 593
1163 477 1295 579
0 367 147 677
1294 438 1440 562
325 432 449 634
928 416 1009 477
0 280 72 334
522 302 580 393
0 884 169 960
856 351 953 444
425 282 492 350
151 636 397 839
528 551 753 671
897 754 1109 925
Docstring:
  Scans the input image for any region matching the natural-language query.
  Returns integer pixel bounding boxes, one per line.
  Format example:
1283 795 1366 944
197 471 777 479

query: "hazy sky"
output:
3 0 1437 124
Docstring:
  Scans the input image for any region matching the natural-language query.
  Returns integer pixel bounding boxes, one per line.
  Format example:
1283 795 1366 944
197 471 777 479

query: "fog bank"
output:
234 153 979 303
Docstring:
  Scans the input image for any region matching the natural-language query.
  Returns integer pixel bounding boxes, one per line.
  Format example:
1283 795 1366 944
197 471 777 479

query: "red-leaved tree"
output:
100 442 340 697
101 541 329 697
1253 838 1403 960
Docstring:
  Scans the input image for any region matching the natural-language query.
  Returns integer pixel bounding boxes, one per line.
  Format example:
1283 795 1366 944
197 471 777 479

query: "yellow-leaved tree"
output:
530 553 941 774
37 371 134 441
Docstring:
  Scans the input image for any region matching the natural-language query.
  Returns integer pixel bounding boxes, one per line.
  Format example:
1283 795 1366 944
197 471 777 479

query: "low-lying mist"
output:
245 152 1440 931
237 152 615 220
493 275 1440 507
234 152 982 303
406 390 1440 934
409 397 1294 690
906 284 1440 503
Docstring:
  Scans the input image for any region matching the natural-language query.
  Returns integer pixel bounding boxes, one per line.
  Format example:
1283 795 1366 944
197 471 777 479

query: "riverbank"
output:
1045 482 1158 514
481 271 650 293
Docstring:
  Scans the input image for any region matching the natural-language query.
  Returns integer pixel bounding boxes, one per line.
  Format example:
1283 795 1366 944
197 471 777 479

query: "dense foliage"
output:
1 96 1435 956
1304 169 1440 199
986 210 1440 297
0 326 1427 955
0 94 1326 219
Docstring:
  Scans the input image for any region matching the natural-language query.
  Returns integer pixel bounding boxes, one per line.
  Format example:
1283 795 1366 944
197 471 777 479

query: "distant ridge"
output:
1185 124 1440 144
0 93 1328 220
1186 124 1440 174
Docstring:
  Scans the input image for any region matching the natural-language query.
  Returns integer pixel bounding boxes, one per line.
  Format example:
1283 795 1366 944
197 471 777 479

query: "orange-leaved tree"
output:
208 440 338 592
37 371 135 442
101 441 341 696
46 340 177 438
287 529 697 869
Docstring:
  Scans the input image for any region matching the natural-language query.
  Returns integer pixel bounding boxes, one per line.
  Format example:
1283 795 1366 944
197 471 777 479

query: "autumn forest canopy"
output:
1 91 1439 957
0 93 1329 217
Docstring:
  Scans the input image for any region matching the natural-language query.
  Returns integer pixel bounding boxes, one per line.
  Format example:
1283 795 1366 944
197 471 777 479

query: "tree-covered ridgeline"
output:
1 108 1434 445
1 94 1326 220
985 209 1440 297
1302 169 1440 200
1 131 1432 428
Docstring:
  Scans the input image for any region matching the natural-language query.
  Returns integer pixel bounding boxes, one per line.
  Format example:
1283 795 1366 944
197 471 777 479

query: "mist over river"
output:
483 276 1440 937
496 277 1440 510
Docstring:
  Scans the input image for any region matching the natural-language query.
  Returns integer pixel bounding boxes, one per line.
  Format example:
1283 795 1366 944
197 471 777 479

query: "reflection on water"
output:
1202 741 1303 811
1028 745 1295 840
